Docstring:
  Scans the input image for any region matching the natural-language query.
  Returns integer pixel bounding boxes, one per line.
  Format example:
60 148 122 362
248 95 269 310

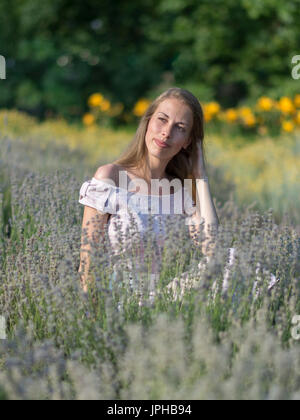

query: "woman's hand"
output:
192 143 207 179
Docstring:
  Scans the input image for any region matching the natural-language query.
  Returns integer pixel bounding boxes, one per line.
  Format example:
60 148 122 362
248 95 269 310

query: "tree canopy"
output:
0 0 299 122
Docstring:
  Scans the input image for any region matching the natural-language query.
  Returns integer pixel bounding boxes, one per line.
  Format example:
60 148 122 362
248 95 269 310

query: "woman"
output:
78 87 278 306
78 87 219 305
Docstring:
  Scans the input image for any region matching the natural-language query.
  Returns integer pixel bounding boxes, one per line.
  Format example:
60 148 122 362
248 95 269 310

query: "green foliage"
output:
148 0 300 105
0 0 299 121
0 0 160 121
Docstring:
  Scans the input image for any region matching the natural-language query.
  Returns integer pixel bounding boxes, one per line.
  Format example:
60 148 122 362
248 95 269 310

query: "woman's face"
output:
145 98 194 162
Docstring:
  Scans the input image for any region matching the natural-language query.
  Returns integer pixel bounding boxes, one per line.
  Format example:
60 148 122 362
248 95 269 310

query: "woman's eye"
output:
158 118 185 131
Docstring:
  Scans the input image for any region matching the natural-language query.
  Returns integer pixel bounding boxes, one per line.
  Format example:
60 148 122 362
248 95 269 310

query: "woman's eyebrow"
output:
158 112 186 125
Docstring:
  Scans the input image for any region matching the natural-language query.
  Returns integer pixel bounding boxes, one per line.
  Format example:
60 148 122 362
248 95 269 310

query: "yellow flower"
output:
294 94 300 108
281 120 294 132
88 93 103 107
100 99 111 112
133 99 151 117
295 111 300 125
206 101 220 116
82 113 95 126
203 110 212 122
225 108 238 123
242 113 256 127
239 106 256 126
257 97 273 111
278 97 295 115
239 106 252 117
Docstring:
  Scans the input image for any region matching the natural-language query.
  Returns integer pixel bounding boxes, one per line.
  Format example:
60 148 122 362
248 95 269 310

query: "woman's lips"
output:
154 138 170 148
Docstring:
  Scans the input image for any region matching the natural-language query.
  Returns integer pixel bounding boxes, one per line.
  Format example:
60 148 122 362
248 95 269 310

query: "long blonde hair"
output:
113 87 206 204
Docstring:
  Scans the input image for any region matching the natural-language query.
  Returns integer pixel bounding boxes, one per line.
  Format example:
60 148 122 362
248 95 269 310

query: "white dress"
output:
79 177 203 301
79 177 280 306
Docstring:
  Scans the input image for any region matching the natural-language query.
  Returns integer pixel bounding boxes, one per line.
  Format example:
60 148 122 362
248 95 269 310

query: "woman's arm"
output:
188 177 219 258
78 163 117 292
78 206 109 293
188 143 219 258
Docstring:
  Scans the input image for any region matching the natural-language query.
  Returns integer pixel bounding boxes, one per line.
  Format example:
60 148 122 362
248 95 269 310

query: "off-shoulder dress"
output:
78 176 204 299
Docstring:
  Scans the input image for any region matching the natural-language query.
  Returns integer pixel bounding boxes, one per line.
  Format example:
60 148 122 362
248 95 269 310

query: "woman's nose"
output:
161 123 172 138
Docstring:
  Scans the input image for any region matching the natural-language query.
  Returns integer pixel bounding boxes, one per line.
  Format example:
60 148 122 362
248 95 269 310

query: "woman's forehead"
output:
156 99 193 123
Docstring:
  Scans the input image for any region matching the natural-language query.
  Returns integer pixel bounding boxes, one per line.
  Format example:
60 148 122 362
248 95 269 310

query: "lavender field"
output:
0 133 299 400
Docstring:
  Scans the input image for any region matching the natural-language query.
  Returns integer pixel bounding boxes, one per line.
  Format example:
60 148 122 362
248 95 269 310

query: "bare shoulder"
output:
93 163 119 185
